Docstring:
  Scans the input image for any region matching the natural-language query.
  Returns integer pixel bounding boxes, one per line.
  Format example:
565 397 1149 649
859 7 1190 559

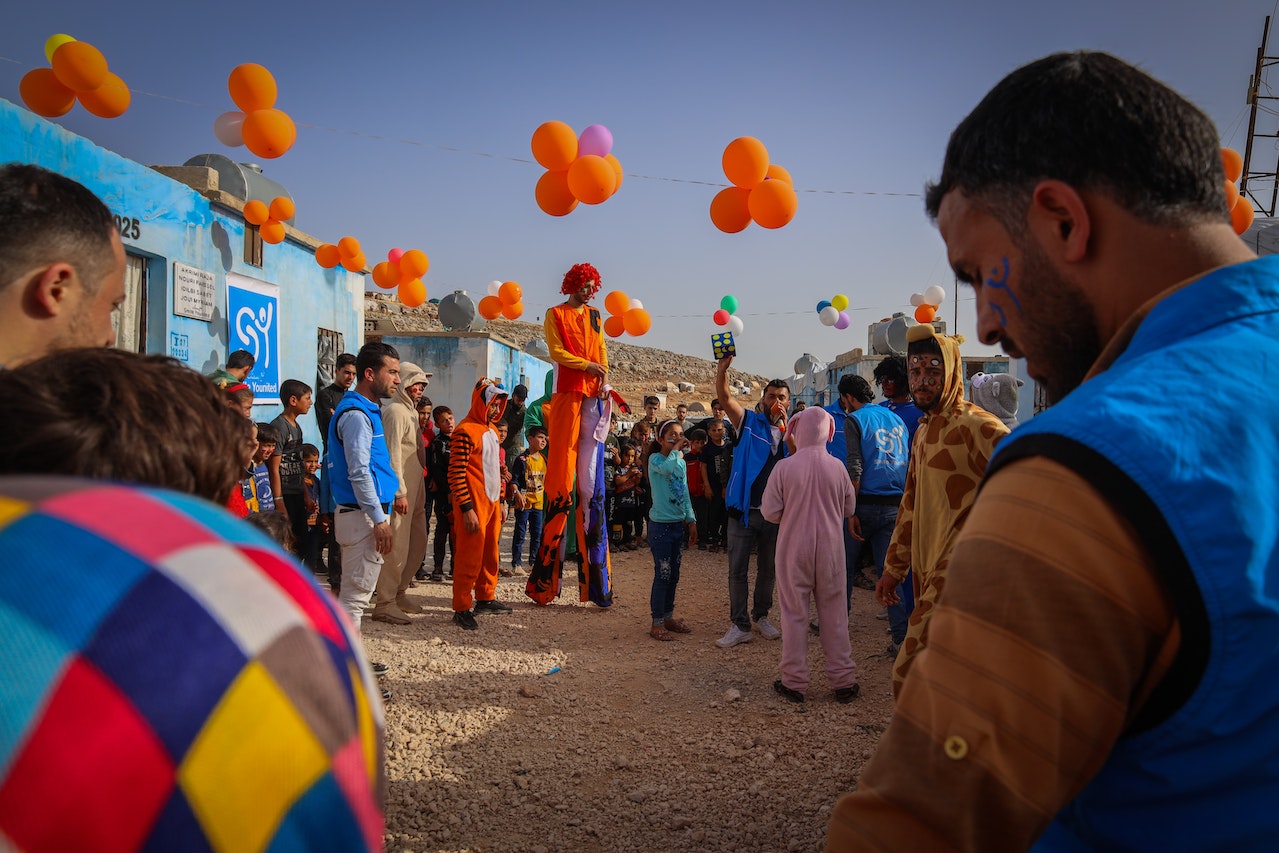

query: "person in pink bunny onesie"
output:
761 406 861 703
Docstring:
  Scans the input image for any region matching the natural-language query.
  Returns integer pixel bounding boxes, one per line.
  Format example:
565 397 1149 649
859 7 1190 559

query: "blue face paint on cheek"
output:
983 255 1024 328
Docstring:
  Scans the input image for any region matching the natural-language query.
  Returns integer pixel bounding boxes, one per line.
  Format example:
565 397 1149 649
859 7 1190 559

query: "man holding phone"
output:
714 354 790 648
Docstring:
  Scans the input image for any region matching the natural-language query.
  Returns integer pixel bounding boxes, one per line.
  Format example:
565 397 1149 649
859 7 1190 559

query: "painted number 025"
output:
113 214 140 240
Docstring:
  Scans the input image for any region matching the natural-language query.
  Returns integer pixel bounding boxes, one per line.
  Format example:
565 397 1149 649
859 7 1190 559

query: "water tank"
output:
438 290 484 331
182 154 295 225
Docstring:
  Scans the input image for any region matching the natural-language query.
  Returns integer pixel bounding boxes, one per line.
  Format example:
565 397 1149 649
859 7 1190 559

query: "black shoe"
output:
414 568 429 582
453 609 478 630
381 688 392 701
474 598 512 614
834 683 861 704
371 662 390 677
773 679 805 703
429 569 445 582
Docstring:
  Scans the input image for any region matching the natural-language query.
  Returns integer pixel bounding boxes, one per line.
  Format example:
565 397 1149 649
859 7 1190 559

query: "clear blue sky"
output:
3 0 1274 376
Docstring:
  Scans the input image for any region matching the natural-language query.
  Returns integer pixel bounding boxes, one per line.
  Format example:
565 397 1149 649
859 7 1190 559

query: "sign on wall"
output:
173 262 216 321
226 273 280 402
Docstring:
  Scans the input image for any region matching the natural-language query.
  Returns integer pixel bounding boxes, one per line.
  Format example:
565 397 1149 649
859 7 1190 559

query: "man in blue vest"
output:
828 52 1279 851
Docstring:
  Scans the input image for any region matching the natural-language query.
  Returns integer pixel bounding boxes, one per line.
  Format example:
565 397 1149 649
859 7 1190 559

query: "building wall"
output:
0 99 365 447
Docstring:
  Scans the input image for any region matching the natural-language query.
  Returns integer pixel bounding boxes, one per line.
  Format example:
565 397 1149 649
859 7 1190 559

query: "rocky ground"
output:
357 523 895 853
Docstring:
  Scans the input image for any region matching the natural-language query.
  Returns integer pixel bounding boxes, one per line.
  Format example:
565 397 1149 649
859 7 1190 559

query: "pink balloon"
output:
213 111 245 147
387 248 404 264
578 124 613 158
713 309 731 326
834 311 851 330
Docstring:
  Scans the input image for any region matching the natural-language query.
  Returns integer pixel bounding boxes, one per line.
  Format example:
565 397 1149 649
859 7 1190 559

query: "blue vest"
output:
985 257 1279 851
326 391 398 508
849 405 908 496
725 410 786 515
823 402 849 462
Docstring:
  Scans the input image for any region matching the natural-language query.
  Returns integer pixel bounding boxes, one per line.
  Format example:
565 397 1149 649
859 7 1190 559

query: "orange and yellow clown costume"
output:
448 378 509 613
526 262 614 607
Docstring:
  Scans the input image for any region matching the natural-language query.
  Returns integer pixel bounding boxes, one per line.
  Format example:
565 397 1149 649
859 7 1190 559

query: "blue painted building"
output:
0 98 365 447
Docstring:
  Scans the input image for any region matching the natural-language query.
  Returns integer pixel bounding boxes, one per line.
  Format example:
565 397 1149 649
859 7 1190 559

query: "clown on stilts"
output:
526 262 617 607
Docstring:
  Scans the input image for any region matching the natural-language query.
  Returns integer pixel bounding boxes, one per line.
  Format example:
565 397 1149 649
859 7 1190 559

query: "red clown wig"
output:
561 262 602 298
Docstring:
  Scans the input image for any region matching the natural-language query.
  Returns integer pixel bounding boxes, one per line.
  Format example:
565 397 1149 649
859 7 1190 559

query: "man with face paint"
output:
873 324 1007 695
829 53 1279 852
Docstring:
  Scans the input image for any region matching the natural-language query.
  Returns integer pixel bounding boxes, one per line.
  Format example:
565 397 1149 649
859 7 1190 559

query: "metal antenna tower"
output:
1241 16 1278 216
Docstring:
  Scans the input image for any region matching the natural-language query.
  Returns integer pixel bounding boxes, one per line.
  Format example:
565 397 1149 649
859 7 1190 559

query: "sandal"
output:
663 618 692 634
649 626 673 642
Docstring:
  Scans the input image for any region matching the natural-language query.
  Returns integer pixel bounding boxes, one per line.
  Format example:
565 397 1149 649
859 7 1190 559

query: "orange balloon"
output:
765 163 793 184
478 295 503 320
1222 147 1244 183
531 121 578 171
567 155 617 204
1232 197 1256 235
748 179 798 229
341 252 367 273
398 278 427 308
338 236 361 259
241 108 296 159
1224 179 1240 211
915 304 937 323
400 249 429 278
51 41 108 93
604 290 630 316
722 137 769 189
623 307 652 336
605 154 624 192
535 170 579 216
603 314 626 338
19 68 76 118
498 281 523 305
259 220 285 245
243 199 269 225
228 63 278 113
78 73 130 119
269 196 295 221
315 244 341 268
710 186 753 234
501 300 525 320
371 262 395 289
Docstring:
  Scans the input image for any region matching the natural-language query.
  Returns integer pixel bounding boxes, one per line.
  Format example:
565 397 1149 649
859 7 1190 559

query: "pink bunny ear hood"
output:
788 406 834 450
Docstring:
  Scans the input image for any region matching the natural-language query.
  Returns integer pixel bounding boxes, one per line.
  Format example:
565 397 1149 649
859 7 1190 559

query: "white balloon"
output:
819 306 839 326
727 315 744 335
924 284 946 305
487 280 502 297
213 111 245 147
628 298 643 311
908 292 925 307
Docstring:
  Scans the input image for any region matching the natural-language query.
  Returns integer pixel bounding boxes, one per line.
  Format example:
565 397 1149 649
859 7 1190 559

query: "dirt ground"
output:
360 525 895 853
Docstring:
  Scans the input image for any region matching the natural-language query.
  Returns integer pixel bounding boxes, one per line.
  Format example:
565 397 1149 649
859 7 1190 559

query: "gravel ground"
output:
359 526 894 853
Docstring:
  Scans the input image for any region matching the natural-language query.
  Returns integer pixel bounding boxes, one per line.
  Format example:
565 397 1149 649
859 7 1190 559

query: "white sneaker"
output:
753 617 781 640
716 625 753 648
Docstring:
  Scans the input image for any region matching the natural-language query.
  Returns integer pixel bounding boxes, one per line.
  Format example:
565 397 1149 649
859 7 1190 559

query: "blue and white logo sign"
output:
226 273 280 400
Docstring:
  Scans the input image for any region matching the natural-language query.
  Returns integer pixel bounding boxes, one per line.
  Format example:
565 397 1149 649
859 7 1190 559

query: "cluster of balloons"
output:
364 248 430 308
909 285 947 323
20 34 130 119
213 64 297 160
1222 148 1255 235
816 294 853 330
602 290 652 337
315 235 368 274
709 137 798 233
531 121 624 216
712 294 745 335
478 280 525 320
242 196 294 245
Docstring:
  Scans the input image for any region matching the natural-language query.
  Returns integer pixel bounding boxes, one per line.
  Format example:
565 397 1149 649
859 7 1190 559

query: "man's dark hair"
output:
513 384 528 401
873 356 908 387
924 51 1226 235
416 395 433 410
279 378 312 406
908 336 943 358
765 379 790 395
356 341 399 378
301 443 320 460
255 421 280 446
433 405 452 424
687 428 708 443
226 349 256 370
711 398 721 408
335 352 357 370
526 425 547 439
0 350 244 502
838 374 874 404
0 163 116 292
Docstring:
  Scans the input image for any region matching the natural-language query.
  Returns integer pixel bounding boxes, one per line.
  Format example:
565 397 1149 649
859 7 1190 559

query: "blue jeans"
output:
512 506 543 566
845 501 912 642
727 508 778 631
648 520 685 622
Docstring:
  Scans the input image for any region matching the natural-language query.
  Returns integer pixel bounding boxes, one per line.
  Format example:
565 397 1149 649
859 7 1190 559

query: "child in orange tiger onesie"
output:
447 378 512 630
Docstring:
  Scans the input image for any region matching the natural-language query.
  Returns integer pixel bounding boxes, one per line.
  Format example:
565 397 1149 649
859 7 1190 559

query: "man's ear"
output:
1029 180 1091 263
28 263 77 317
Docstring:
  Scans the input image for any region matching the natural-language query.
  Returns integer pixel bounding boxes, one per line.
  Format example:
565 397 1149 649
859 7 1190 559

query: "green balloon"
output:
720 294 739 314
